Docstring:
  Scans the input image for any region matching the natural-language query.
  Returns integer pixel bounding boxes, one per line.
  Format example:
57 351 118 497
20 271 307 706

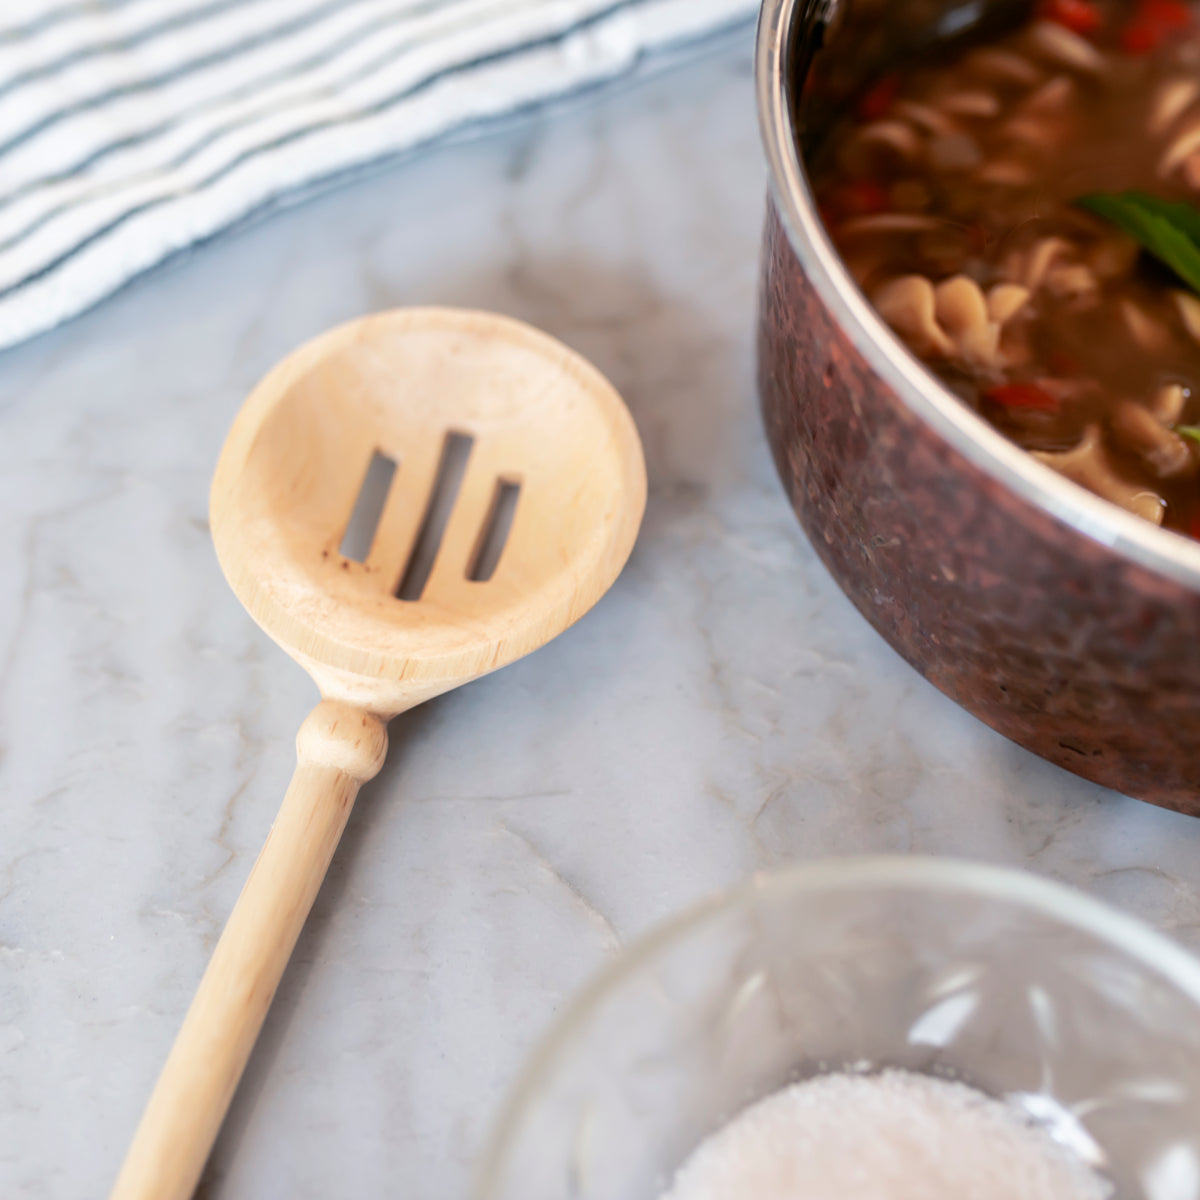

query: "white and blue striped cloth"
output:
0 0 755 350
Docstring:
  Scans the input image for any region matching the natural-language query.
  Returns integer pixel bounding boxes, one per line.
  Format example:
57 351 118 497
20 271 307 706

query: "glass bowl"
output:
474 857 1200 1200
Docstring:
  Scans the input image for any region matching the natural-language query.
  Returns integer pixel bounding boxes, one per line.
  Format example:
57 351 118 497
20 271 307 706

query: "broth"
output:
811 0 1200 535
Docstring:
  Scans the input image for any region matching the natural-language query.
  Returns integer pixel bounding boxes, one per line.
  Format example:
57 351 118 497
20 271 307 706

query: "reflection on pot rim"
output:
753 0 1200 591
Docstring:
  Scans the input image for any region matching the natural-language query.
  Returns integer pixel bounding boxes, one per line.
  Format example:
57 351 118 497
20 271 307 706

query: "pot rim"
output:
755 0 1200 592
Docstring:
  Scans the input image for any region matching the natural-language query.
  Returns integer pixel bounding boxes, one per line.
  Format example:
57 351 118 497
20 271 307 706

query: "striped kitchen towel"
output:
0 0 756 351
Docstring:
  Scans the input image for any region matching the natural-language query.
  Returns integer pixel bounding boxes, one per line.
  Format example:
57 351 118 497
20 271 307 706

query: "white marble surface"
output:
4 30 1200 1200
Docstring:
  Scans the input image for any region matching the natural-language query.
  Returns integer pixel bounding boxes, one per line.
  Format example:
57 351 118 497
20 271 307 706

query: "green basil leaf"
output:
1176 424 1200 447
1077 191 1200 296
1118 191 1200 246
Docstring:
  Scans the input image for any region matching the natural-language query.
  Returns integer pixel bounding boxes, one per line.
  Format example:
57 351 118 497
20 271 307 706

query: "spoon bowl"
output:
212 307 645 712
113 308 646 1200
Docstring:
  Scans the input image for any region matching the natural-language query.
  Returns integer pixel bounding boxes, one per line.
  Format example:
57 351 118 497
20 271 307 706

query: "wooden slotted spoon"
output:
111 308 647 1200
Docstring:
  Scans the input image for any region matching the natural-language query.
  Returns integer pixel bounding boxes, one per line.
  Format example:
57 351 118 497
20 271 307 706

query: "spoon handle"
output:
111 700 388 1200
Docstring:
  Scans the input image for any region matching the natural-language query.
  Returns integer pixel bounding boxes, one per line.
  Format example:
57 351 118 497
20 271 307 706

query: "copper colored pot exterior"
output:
758 202 1200 811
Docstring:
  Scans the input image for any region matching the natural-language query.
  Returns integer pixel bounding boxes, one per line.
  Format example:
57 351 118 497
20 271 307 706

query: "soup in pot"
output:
812 0 1200 536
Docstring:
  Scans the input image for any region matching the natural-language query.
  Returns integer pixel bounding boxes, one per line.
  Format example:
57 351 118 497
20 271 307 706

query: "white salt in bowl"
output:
473 857 1200 1200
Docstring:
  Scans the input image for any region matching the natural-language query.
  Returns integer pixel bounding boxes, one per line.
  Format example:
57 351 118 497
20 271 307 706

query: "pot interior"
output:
789 0 1044 157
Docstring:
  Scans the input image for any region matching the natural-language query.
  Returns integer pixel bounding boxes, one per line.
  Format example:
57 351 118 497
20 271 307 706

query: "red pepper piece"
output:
1121 0 1191 53
1120 18 1162 52
857 75 899 122
1038 0 1102 35
819 181 890 223
967 224 989 256
1138 0 1191 28
1046 349 1081 376
984 383 1060 411
838 180 890 216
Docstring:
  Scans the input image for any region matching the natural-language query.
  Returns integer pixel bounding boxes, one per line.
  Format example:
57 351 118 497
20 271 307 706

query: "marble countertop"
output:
5 29 1200 1199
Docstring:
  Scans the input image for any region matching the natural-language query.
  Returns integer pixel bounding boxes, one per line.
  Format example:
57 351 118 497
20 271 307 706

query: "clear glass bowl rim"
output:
473 854 1200 1194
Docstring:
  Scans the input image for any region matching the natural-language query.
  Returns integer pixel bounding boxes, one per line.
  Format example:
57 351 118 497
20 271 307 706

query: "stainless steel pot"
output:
755 0 1200 812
